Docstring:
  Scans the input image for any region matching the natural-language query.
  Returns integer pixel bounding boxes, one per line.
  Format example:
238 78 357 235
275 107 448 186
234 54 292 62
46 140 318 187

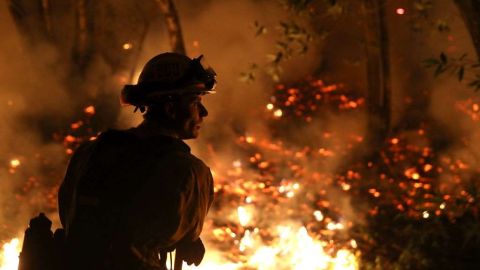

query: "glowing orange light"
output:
71 121 83 129
64 135 76 143
9 159 20 168
396 8 405 15
246 136 255 144
341 183 351 191
84 105 95 115
313 210 324 221
258 161 269 169
266 103 274 110
122 43 133 50
273 109 283 118
192 40 200 47
423 164 433 172
390 138 399 144
473 104 480 111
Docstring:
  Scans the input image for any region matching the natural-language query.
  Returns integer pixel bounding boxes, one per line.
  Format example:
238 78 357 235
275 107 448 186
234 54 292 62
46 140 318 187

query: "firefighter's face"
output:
174 94 208 139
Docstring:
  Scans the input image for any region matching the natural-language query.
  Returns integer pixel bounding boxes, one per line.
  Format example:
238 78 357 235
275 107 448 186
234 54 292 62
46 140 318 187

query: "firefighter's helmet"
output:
121 53 216 109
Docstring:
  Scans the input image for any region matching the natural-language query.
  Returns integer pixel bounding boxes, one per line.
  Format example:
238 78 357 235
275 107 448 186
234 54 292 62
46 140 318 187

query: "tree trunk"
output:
8 0 54 43
72 0 95 75
362 0 391 141
454 0 480 60
154 0 186 54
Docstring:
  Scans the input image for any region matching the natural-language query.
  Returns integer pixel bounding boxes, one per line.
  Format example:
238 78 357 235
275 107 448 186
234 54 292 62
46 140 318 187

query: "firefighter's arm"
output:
171 162 213 266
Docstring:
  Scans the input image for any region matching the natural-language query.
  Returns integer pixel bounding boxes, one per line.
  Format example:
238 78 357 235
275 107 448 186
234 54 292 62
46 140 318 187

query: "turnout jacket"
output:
58 129 214 269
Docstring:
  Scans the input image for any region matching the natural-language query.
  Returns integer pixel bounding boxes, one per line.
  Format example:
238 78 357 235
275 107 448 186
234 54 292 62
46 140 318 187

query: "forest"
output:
1 0 480 269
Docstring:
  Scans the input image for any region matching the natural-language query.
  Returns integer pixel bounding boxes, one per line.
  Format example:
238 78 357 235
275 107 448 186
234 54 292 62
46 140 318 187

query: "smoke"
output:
113 0 367 250
0 1 73 236
426 1 480 196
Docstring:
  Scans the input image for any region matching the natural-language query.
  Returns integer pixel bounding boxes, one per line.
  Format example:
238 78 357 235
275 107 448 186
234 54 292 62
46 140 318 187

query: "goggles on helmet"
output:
121 54 217 111
132 55 216 95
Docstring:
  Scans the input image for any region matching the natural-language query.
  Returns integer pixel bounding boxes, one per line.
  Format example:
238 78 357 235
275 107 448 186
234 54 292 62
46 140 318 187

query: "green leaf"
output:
423 58 440 67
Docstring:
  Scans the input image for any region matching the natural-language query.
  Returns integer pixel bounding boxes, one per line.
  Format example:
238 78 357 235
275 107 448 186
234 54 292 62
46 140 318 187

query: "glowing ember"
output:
122 43 133 50
266 103 274 110
9 159 20 169
396 8 405 15
350 239 357 249
84 105 95 115
237 206 253 227
273 109 283 118
0 238 21 270
245 136 256 143
314 210 324 221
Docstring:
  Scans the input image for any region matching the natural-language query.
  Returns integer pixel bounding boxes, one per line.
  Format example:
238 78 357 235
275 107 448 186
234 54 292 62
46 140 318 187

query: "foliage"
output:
424 52 480 90
240 0 339 82
408 0 451 32
240 18 315 83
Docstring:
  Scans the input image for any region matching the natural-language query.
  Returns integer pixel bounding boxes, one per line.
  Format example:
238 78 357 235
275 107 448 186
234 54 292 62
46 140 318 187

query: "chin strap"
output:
174 249 183 270
134 106 146 113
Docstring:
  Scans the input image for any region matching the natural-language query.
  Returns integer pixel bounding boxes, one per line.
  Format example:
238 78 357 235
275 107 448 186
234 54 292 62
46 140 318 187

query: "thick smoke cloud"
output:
0 1 71 237
6 0 477 262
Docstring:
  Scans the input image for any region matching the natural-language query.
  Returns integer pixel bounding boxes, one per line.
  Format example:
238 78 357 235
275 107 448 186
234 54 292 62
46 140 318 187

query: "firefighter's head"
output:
121 52 216 139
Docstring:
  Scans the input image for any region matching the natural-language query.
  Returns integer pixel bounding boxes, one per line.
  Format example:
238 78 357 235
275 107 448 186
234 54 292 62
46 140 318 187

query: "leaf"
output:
440 52 448 64
423 58 440 67
434 64 445 77
276 41 289 50
436 19 450 32
468 79 480 90
253 20 267 37
458 66 465 81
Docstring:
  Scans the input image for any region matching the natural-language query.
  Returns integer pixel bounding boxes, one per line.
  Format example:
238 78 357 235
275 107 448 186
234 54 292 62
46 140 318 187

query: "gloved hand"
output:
175 238 205 266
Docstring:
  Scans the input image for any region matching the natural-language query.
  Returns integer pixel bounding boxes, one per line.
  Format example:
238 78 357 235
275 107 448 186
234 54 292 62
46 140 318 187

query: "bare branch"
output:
154 0 186 54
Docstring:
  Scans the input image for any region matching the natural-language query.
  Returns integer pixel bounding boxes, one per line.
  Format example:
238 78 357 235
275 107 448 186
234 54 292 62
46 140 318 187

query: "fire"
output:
273 109 283 118
84 105 95 115
122 43 133 50
9 159 20 169
240 224 357 270
0 238 21 270
237 206 253 227
396 8 405 15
